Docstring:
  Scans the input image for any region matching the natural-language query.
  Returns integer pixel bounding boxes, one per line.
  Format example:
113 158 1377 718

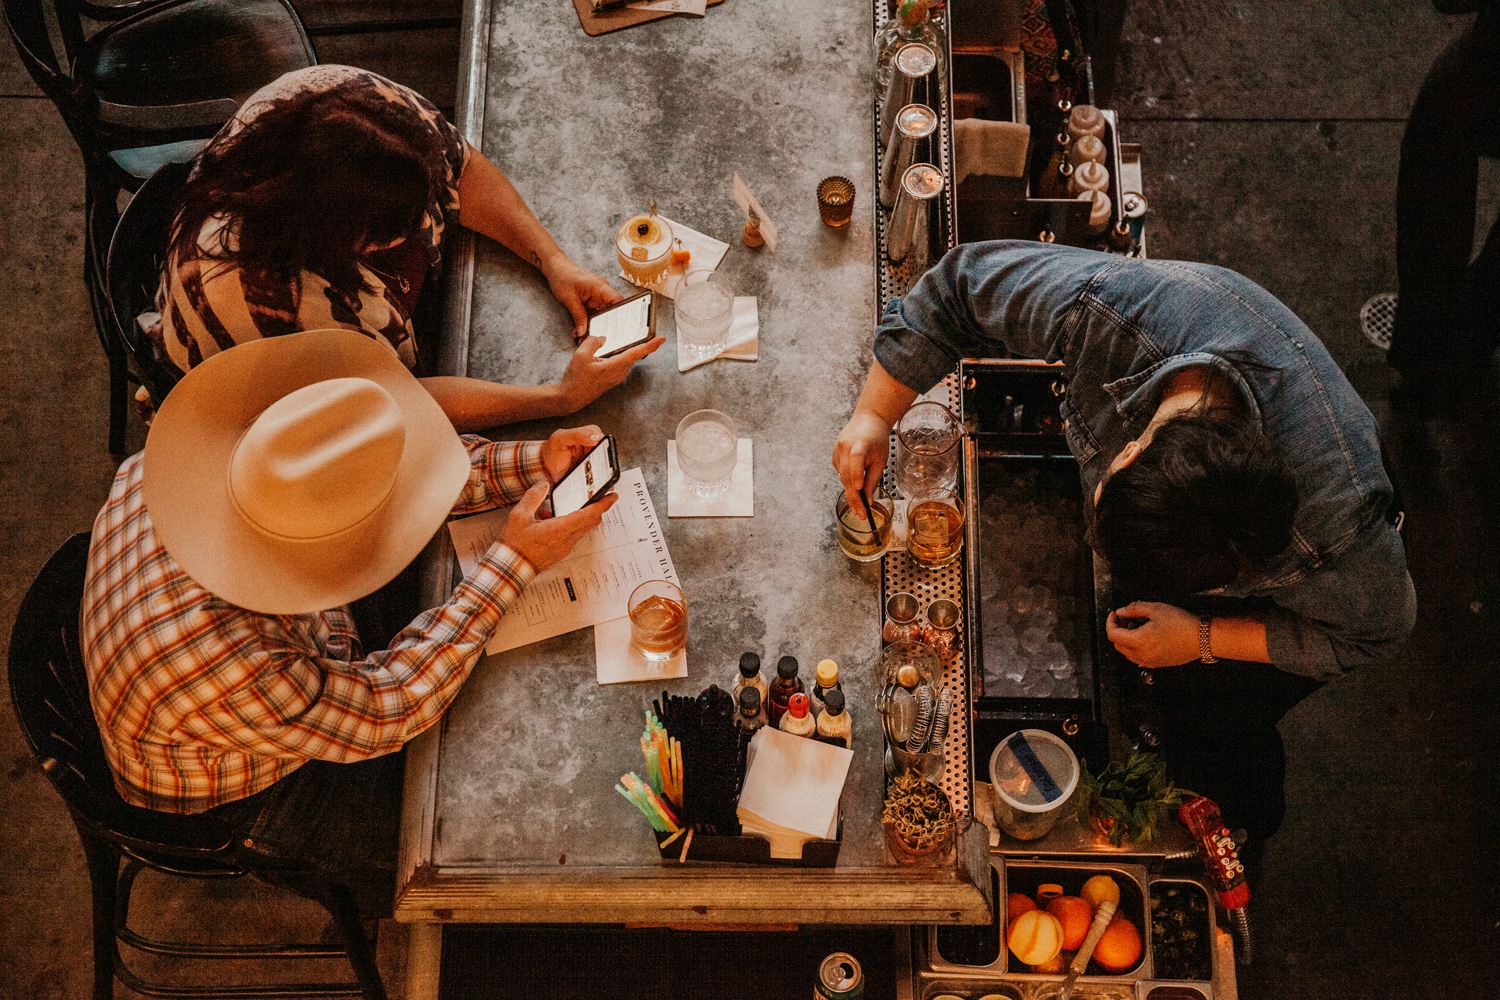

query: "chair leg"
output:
75 822 122 1000
317 883 389 1000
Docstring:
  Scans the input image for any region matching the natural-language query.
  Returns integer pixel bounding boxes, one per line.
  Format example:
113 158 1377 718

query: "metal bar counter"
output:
394 0 990 935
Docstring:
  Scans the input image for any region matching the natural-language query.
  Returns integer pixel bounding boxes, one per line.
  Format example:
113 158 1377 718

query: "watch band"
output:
1198 616 1218 663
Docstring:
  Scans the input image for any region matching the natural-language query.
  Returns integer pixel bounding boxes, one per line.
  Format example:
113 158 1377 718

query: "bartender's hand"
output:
832 410 893 514
540 425 605 482
543 255 621 341
502 481 616 572
557 334 665 412
1106 601 1199 668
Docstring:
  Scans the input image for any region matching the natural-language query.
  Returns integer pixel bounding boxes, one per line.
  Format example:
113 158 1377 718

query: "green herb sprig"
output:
1074 751 1183 846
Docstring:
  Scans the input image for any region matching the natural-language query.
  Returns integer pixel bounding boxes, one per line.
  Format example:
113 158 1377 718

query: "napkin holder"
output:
653 816 843 867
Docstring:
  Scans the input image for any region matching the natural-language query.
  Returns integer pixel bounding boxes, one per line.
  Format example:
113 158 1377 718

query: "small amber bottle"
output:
766 655 803 728
737 686 767 735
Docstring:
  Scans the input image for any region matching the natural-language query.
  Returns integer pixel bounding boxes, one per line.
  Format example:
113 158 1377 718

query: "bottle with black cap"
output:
815 689 852 749
766 655 804 728
736 686 767 735
731 651 768 707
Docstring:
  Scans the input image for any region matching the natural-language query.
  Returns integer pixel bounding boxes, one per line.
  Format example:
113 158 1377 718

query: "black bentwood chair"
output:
8 533 388 1000
2 0 315 454
105 160 190 409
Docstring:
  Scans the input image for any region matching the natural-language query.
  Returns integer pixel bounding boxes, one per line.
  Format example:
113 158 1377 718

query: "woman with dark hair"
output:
149 66 661 430
833 241 1415 875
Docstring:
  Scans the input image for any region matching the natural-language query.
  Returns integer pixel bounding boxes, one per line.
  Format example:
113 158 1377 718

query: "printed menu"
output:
447 468 678 654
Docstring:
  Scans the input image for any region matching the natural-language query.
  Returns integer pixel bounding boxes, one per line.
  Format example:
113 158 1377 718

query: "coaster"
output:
678 296 758 372
667 438 753 517
595 616 688 684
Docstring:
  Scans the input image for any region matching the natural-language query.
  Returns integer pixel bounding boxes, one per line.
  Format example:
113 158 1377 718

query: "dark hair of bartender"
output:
170 86 447 294
1093 412 1300 600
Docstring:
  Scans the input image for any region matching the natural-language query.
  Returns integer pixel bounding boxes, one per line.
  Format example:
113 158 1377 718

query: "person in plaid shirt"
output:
81 330 612 914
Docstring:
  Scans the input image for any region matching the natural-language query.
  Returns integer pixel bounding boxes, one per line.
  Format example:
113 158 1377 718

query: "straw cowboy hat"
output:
142 328 470 614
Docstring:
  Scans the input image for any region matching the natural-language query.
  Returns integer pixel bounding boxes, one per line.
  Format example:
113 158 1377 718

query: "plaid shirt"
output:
81 435 544 815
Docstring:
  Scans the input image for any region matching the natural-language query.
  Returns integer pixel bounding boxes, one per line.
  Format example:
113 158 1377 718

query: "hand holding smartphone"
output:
587 290 655 358
544 436 620 517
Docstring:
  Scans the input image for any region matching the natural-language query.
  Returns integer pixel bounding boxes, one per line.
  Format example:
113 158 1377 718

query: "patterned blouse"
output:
152 66 469 375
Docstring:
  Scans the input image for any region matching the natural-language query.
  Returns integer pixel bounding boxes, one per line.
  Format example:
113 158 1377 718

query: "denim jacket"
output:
874 242 1416 680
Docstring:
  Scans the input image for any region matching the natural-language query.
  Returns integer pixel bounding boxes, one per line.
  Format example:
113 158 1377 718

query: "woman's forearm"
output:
455 151 569 273
420 376 570 433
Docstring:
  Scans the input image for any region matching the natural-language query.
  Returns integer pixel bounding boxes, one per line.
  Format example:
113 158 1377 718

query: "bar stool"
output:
7 533 388 1000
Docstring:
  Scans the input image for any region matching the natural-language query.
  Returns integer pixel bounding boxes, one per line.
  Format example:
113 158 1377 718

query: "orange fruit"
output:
1032 952 1066 974
1007 910 1064 966
1093 914 1143 972
1007 892 1038 921
1081 874 1121 911
1046 895 1094 951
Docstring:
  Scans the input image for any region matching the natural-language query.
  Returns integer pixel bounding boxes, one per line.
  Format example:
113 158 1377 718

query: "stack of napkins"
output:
737 727 853 859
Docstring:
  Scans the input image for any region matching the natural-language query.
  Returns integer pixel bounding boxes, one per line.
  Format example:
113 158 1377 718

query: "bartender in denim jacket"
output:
834 242 1416 873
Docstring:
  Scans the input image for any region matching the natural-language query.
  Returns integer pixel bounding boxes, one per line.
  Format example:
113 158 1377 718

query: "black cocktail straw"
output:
857 487 880 537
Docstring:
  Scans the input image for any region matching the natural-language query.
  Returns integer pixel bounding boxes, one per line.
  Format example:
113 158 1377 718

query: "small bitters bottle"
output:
766 655 803 728
812 658 842 716
815 689 852 749
737 686 767 735
779 693 816 738
732 651 768 706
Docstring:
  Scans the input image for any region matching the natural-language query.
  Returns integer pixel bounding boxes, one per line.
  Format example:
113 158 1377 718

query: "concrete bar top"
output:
394 0 989 926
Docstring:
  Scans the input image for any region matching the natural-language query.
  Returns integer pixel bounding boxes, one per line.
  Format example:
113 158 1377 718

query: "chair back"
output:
3 0 314 188
9 533 233 860
107 160 189 405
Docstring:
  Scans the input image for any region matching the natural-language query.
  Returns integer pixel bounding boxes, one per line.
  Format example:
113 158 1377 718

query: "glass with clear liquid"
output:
672 269 733 360
676 409 738 497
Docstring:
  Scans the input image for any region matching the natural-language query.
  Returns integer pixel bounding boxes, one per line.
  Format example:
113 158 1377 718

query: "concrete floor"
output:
2 2 1497 998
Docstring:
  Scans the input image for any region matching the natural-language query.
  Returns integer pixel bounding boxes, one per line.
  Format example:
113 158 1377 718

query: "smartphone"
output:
544 436 620 517
588 290 655 358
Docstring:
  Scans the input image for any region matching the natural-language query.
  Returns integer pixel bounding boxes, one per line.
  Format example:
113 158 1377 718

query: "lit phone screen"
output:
550 439 614 516
589 294 651 356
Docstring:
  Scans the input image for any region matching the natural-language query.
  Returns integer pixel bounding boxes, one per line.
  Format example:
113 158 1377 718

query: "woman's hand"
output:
1105 601 1200 668
557 334 664 412
540 425 605 483
542 256 621 340
501 481 616 572
832 410 893 515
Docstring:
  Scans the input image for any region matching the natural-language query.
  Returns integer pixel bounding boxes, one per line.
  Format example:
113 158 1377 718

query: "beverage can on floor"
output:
814 952 863 1000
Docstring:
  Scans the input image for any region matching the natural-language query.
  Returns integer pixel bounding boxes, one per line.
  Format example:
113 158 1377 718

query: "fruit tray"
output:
905 860 1220 1000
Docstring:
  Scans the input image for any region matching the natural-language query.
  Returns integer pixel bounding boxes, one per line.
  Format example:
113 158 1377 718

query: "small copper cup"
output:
817 176 855 228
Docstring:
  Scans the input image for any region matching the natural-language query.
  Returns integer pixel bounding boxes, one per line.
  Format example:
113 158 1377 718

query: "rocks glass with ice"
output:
676 409 738 497
628 580 688 661
672 268 733 361
894 400 962 499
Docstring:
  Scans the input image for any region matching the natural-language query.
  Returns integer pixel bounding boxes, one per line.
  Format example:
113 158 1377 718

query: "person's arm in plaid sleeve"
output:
176 428 617 761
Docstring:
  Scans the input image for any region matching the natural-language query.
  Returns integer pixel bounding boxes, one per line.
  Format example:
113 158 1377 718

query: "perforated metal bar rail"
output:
872 1 959 304
880 377 971 818
872 1 968 819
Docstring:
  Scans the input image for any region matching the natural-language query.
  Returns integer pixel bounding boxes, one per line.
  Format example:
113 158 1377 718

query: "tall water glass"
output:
676 409 738 497
673 269 733 360
894 400 962 498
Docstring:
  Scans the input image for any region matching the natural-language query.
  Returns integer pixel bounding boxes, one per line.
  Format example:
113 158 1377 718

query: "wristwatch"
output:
1198 616 1218 664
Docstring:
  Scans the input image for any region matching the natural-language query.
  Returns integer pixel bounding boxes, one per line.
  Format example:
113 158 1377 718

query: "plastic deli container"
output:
988 729 1080 840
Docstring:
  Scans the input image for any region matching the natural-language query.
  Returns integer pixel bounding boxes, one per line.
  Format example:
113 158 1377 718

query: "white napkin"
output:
621 217 730 300
737 727 853 858
677 296 758 372
594 615 688 685
667 438 753 517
